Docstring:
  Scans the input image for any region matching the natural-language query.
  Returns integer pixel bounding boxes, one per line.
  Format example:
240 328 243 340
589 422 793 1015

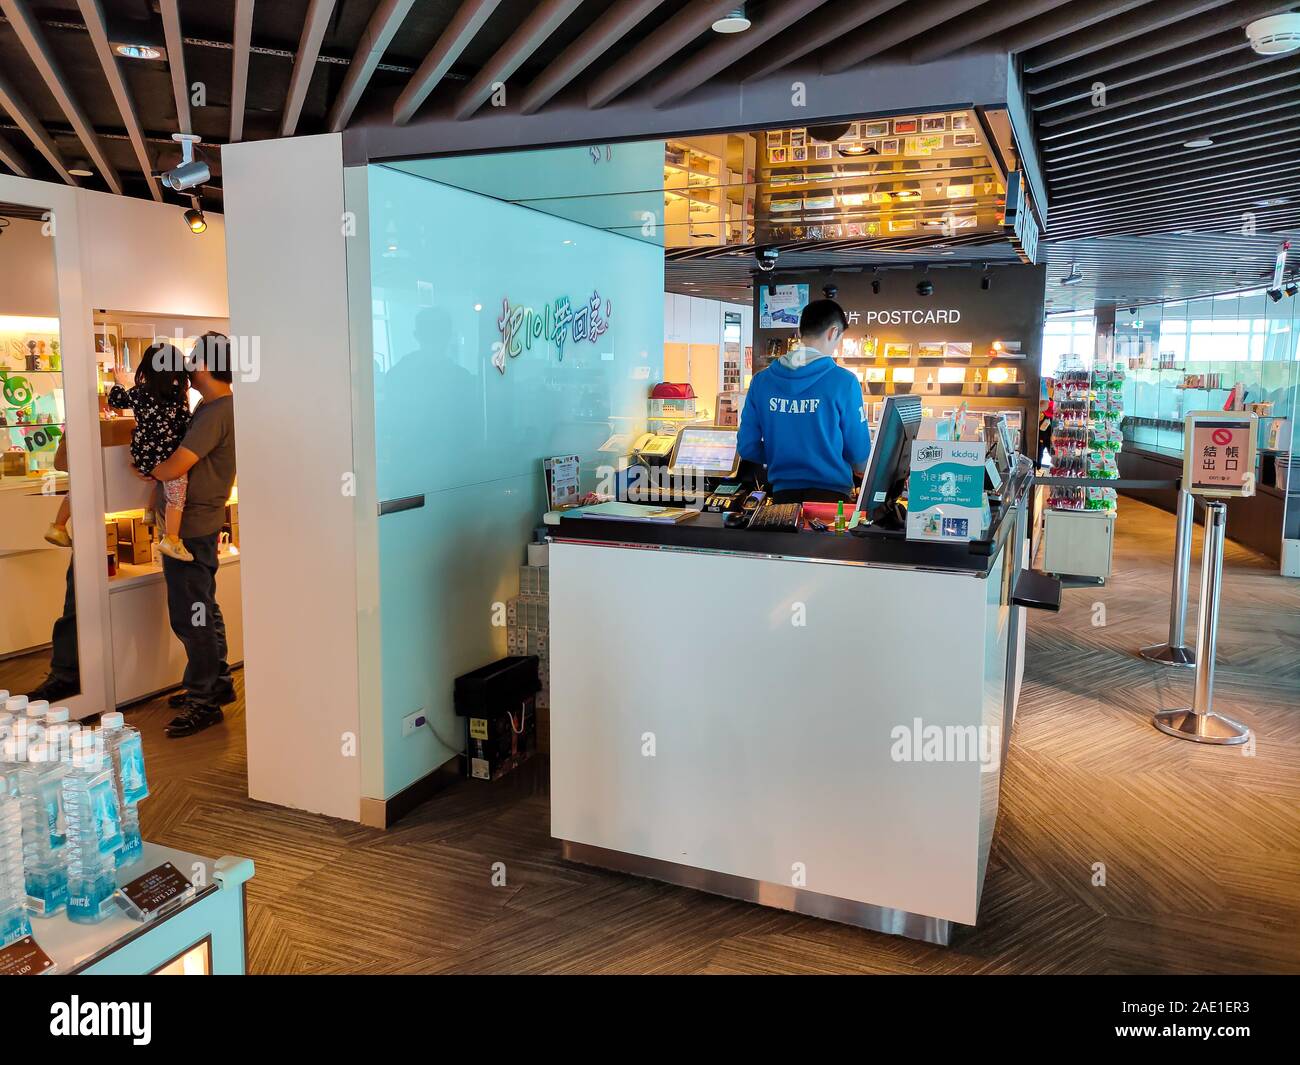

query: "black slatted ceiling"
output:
0 0 1294 310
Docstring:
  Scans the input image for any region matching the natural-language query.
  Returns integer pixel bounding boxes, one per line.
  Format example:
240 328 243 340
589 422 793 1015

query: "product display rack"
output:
1048 356 1125 513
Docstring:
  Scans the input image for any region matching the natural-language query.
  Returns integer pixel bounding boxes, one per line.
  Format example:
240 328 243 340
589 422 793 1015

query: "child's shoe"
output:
158 535 194 562
43 524 72 547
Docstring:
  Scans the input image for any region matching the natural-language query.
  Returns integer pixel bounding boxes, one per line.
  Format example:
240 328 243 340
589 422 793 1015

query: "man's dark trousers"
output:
162 532 234 706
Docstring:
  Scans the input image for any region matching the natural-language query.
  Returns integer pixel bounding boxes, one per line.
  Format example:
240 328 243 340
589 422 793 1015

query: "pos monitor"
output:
855 395 923 530
667 425 742 479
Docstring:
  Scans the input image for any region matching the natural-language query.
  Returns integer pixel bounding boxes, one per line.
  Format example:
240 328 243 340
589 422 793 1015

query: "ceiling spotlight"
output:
160 133 209 192
1285 281 1299 298
871 276 881 295
1183 137 1214 149
712 5 751 33
1246 13 1300 55
822 283 838 299
981 272 992 291
917 274 934 297
837 142 874 157
1267 287 1283 302
67 161 94 178
1060 263 1083 286
184 206 207 234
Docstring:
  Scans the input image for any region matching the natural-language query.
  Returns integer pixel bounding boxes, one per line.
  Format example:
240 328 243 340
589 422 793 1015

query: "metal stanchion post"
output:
1153 502 1250 745
1139 488 1196 667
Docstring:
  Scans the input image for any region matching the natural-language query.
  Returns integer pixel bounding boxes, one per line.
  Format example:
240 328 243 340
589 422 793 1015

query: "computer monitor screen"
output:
855 395 923 528
669 426 741 477
984 413 1011 477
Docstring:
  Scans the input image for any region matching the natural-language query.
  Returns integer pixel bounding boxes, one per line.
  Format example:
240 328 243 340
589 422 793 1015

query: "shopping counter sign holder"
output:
1182 410 1258 498
1153 411 1257 747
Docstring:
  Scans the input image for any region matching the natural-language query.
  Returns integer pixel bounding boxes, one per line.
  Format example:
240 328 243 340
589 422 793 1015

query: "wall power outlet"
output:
402 710 427 738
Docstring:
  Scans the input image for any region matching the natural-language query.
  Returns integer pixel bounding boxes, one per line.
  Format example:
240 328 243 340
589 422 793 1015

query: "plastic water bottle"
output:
13 719 69 917
100 713 147 867
62 730 123 924
0 788 30 948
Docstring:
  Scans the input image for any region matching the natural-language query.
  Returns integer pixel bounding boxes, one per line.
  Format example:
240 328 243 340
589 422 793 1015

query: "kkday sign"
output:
906 439 990 542
492 292 612 374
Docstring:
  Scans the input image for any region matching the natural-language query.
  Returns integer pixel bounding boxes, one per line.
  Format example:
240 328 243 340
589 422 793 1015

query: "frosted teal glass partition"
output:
367 158 663 797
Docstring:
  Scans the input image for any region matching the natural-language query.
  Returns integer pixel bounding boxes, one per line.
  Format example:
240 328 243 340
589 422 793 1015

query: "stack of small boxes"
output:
506 562 549 749
111 513 154 565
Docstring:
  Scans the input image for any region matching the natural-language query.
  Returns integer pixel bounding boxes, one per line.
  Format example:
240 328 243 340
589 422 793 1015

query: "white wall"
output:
220 134 363 822
78 188 227 318
0 217 58 315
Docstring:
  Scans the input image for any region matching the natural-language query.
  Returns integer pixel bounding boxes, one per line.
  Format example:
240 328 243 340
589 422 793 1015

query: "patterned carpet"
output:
127 497 1300 974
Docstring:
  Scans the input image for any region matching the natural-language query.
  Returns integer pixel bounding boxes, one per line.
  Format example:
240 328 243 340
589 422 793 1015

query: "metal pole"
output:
1153 502 1251 745
1139 488 1196 666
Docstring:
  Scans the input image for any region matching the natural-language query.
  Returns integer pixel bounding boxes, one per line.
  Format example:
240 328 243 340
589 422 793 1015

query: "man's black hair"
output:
189 331 234 384
799 298 848 338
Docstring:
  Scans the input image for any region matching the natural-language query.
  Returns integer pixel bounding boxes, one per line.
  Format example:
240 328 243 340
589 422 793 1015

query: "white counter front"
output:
548 499 1029 943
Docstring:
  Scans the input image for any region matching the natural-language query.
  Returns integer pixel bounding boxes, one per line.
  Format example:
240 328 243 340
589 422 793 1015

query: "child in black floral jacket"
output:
108 341 194 561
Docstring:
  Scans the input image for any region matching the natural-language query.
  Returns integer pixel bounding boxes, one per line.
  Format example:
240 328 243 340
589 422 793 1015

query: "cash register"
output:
624 425 755 510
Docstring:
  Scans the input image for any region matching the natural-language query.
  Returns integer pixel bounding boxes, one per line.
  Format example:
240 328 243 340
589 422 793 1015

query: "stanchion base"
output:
1139 643 1196 667
1153 708 1251 745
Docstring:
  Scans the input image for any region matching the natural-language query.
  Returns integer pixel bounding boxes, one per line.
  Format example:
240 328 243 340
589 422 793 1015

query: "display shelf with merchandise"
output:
1047 356 1125 514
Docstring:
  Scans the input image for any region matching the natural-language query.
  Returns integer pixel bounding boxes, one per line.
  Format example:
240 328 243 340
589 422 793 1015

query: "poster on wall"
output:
759 284 809 329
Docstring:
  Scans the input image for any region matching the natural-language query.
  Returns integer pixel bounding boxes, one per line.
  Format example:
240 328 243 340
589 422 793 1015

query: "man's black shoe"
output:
167 687 236 709
165 700 224 738
25 675 80 704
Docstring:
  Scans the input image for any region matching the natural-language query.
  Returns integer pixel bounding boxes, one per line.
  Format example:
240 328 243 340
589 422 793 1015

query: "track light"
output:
1267 288 1283 302
1060 263 1083 286
184 196 206 234
871 278 881 295
917 267 933 297
822 283 838 299
981 272 992 291
1285 281 1298 298
161 133 209 192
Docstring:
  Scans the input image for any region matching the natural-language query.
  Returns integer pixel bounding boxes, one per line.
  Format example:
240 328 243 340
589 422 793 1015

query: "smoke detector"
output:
1246 13 1300 54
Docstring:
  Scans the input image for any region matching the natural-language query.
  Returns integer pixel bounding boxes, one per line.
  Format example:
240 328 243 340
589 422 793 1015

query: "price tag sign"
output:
0 936 56 976
117 861 196 922
1183 411 1258 498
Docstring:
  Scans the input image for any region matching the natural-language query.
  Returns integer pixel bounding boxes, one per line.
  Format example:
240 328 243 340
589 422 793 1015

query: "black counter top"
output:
551 469 1033 576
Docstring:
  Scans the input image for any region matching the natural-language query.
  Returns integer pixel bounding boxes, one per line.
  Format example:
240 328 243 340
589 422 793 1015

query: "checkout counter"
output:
546 406 1040 944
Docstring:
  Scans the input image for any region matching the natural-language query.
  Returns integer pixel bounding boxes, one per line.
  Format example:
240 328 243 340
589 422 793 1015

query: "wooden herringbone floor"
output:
129 498 1300 974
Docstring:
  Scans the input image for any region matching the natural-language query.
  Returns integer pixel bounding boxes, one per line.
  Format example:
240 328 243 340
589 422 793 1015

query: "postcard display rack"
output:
1048 356 1125 514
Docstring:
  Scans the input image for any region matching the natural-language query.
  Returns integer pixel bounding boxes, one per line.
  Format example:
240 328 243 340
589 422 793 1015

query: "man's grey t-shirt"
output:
176 395 236 538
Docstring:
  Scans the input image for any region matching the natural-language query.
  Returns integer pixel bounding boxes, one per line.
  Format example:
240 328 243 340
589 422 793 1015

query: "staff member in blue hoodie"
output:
737 299 872 503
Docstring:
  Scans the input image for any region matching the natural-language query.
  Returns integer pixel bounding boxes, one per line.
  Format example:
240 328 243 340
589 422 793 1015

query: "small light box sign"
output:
1183 411 1258 498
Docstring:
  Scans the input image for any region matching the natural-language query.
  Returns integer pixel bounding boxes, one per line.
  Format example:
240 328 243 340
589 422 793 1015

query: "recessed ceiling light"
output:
712 6 751 33
1256 197 1291 207
67 164 94 177
1183 137 1214 148
114 44 163 60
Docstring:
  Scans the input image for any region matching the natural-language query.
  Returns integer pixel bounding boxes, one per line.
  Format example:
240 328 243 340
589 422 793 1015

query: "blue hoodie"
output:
737 349 872 494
